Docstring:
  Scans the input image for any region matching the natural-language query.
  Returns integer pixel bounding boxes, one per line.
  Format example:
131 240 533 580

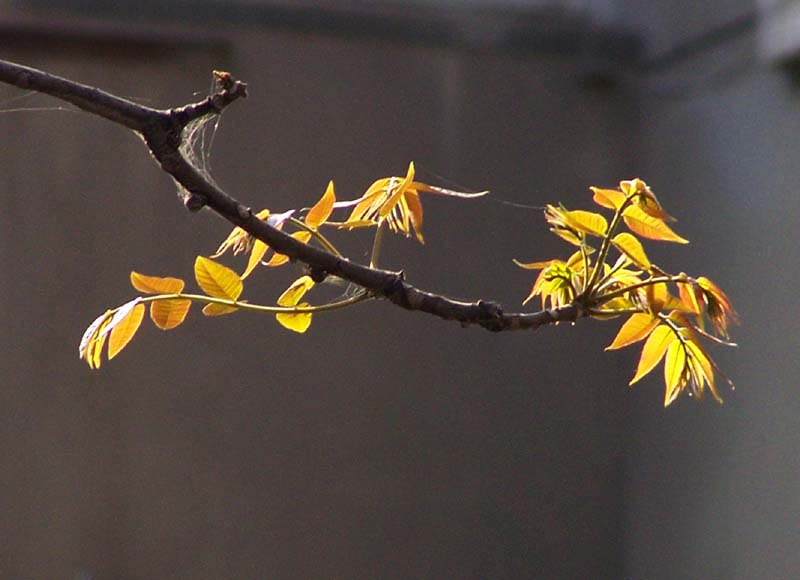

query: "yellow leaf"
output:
551 227 583 246
513 258 555 270
663 340 687 406
265 231 312 267
590 187 626 210
276 304 312 333
150 299 191 330
305 181 336 229
277 275 315 307
685 340 721 403
629 325 675 385
606 313 659 350
242 239 268 280
378 162 415 219
130 272 184 294
79 310 113 367
564 210 607 237
645 282 669 314
194 256 243 300
108 302 145 360
202 303 240 316
623 205 689 244
611 233 651 270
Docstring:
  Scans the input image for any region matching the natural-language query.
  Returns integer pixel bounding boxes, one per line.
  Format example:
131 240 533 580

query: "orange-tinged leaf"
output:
623 205 689 243
202 303 239 316
611 233 651 270
564 210 607 237
150 299 191 330
265 232 312 267
663 340 687 406
130 272 184 294
629 325 676 385
645 282 669 314
404 190 424 243
378 162 415 219
194 256 243 300
242 239 268 280
305 181 336 229
678 281 702 315
606 313 659 350
108 302 145 360
591 187 626 210
277 275 315 307
276 304 312 333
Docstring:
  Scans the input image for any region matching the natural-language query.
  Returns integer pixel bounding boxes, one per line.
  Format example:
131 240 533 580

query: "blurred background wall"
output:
0 1 796 578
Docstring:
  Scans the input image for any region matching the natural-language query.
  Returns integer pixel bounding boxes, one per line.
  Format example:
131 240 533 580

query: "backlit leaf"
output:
590 187 626 210
513 258 555 270
194 256 243 300
606 313 659 350
150 299 191 330
202 303 240 316
242 239 268 280
276 303 312 333
108 302 145 359
678 280 702 315
623 205 689 243
130 272 184 294
629 325 675 385
277 275 315 307
305 181 336 229
79 310 112 365
611 233 651 270
685 340 721 403
663 340 687 406
564 210 607 237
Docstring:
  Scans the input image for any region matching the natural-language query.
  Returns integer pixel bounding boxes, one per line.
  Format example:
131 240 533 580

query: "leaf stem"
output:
136 291 370 314
287 217 343 257
585 195 636 295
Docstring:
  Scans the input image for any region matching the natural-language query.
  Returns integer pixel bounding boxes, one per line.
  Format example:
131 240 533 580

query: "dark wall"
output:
2 11 640 580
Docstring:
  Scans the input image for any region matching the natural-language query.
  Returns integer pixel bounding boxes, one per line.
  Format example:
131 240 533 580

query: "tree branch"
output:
0 58 583 332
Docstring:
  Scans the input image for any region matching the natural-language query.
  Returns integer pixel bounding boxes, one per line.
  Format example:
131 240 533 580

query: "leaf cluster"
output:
515 178 738 406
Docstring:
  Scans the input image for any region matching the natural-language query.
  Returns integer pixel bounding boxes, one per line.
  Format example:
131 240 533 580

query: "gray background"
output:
0 1 796 578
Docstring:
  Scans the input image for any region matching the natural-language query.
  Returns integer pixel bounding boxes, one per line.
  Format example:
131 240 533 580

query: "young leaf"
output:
590 186 626 210
563 209 608 237
242 239 268 280
194 256 243 300
108 302 145 359
79 309 113 366
275 276 315 332
629 325 676 385
611 233 651 270
305 180 336 230
130 272 184 294
276 304 312 333
622 205 689 244
277 275 315 307
606 312 659 350
150 299 192 330
663 340 687 406
685 340 721 403
202 303 240 316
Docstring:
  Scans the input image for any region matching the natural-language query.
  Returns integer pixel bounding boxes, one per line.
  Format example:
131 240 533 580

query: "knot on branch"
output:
476 299 505 332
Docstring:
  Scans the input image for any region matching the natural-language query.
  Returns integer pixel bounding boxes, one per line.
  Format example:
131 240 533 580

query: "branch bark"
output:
0 58 583 332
